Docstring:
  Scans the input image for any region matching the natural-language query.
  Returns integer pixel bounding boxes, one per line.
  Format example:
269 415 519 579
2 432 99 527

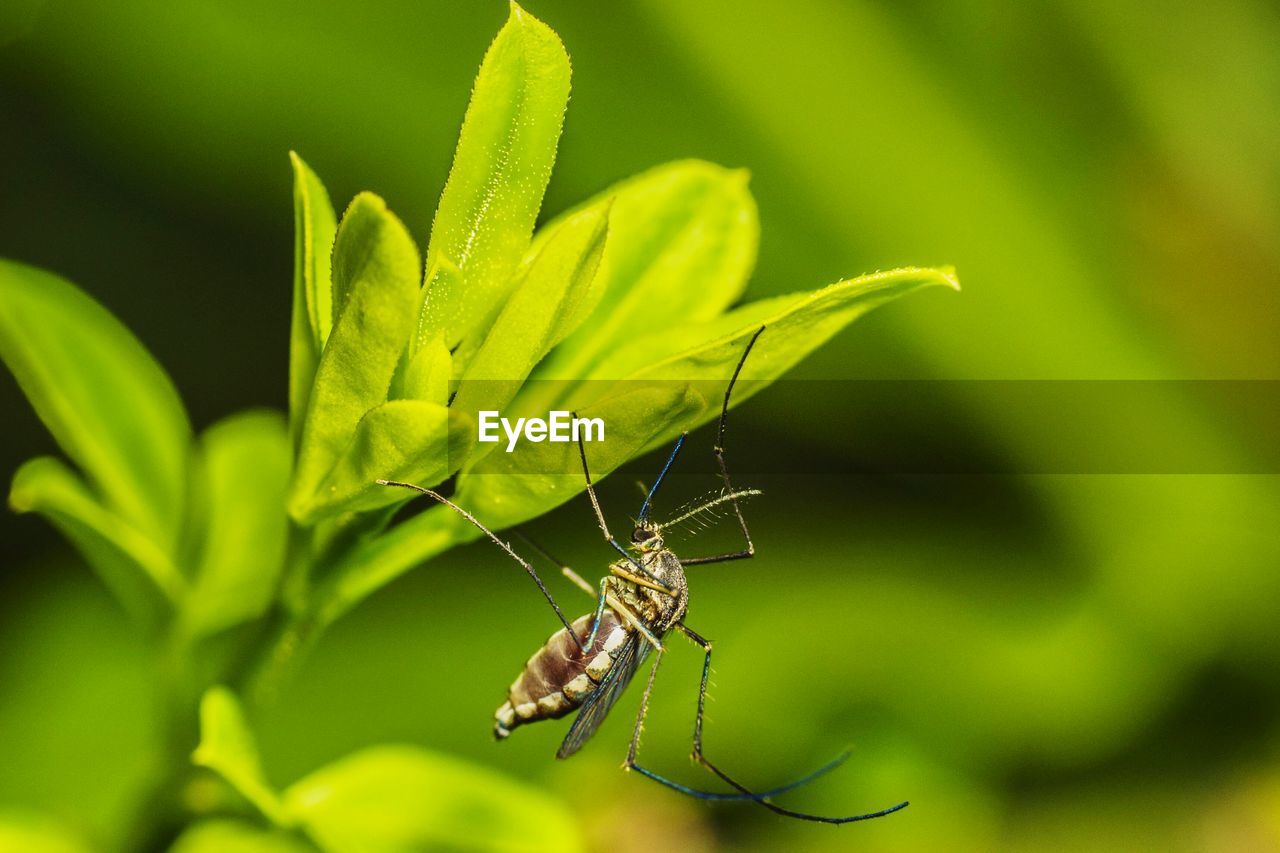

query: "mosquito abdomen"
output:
494 611 630 739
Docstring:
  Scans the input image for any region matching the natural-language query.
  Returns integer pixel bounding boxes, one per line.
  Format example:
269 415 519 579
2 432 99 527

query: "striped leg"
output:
620 632 882 809
681 326 764 567
672 623 909 823
574 417 666 582
514 531 665 652
378 480 588 652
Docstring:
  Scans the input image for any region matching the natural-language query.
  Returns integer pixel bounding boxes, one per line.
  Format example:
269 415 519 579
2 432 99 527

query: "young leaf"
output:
182 411 291 639
590 266 962 387
311 385 703 623
449 202 610 442
401 332 451 405
458 382 706 531
288 152 338 449
314 269 956 620
193 687 291 827
530 160 758 386
284 745 585 853
169 820 311 853
298 400 450 522
462 267 960 527
0 259 191 551
412 1 571 356
0 810 93 853
10 457 182 618
314 503 468 626
290 193 421 522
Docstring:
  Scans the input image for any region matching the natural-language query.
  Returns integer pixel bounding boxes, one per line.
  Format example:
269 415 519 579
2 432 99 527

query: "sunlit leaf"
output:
314 269 953 619
290 193 421 522
412 1 571 357
301 400 450 521
590 266 961 387
0 809 93 853
193 686 290 827
401 332 452 406
465 267 960 524
451 202 610 451
458 383 705 531
287 152 338 450
9 457 183 619
182 411 291 638
0 259 191 551
284 745 585 853
312 503 467 626
168 820 311 853
529 160 757 385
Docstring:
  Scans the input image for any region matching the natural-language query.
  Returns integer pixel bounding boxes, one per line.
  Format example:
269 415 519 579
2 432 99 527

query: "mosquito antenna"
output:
659 489 762 532
377 479 586 651
638 433 686 522
511 528 561 570
719 325 765 450
572 416 650 576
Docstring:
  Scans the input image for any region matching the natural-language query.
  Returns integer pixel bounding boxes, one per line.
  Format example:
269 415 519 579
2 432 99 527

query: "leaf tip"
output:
936 265 961 291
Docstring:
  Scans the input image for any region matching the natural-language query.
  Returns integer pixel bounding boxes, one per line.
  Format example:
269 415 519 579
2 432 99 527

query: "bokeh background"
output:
3 1 1279 850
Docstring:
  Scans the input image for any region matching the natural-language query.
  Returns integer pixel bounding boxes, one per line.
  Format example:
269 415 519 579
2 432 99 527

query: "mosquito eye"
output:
631 527 651 544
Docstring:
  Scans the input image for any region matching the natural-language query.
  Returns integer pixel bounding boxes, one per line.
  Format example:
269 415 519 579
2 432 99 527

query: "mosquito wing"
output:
556 632 652 759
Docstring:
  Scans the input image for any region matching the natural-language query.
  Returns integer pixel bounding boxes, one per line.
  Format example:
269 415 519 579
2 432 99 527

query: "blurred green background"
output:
3 0 1279 850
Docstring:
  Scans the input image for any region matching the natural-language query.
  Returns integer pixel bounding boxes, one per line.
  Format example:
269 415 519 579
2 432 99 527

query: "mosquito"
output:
380 325 908 824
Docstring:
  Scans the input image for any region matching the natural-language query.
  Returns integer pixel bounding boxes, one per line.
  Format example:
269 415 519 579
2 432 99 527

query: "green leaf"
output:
169 820 311 853
193 686 290 827
458 383 706 530
10 457 183 618
450 202 610 449
284 745 585 853
182 411 291 638
529 160 758 387
593 266 962 386
288 152 338 450
314 503 468 626
302 400 451 521
0 259 191 551
0 810 93 853
462 267 960 527
412 1 571 356
290 193 421 522
401 331 452 405
314 269 955 621
310 385 702 623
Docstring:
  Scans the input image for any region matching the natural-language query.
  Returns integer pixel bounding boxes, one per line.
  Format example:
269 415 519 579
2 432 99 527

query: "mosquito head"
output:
630 523 664 552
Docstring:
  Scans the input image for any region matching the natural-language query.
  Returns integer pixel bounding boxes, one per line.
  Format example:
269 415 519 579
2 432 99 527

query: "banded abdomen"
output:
495 611 631 739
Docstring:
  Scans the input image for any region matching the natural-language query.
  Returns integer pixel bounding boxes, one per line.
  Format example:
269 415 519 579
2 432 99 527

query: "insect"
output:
381 326 907 824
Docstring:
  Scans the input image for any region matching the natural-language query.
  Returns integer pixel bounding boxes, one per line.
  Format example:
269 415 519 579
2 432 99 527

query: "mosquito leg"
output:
378 479 587 652
622 640 851 804
611 565 677 597
561 565 665 651
608 596 665 651
504 530 665 650
561 566 596 599
680 327 765 567
573 417 653 577
625 648 664 766
670 622 909 823
509 529 610 646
